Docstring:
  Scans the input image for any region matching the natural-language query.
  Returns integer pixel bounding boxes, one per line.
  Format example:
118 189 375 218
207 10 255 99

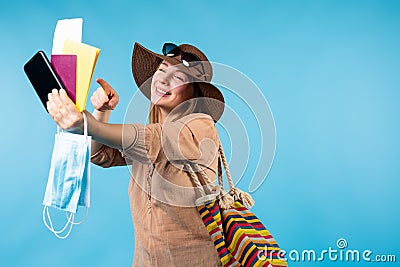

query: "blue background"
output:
1 0 399 266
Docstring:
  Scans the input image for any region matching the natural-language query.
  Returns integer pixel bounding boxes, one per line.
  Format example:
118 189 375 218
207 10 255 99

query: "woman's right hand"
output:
90 78 119 112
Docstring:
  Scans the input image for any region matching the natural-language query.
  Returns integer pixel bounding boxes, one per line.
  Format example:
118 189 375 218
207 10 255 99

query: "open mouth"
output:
156 87 171 96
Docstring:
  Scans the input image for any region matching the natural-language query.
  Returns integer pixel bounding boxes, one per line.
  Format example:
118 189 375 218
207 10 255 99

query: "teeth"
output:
157 88 169 95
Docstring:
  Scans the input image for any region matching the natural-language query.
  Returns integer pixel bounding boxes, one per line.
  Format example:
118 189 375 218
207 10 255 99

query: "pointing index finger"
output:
96 78 113 97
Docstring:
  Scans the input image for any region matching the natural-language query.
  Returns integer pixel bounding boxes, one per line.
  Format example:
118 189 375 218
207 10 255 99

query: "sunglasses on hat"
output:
162 43 206 79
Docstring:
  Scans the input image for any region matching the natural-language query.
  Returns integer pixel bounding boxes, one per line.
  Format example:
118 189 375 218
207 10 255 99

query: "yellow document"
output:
62 39 100 112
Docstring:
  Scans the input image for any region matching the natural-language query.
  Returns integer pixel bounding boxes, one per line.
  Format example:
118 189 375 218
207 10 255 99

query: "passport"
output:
51 54 77 103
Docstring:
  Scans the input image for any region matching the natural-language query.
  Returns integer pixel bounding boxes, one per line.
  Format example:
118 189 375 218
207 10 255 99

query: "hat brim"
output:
131 42 224 121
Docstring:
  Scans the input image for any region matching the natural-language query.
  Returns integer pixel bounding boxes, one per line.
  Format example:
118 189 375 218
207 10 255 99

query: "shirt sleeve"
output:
90 144 128 168
122 113 219 168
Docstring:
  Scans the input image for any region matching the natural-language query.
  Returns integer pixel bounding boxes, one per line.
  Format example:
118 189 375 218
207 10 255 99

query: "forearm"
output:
92 109 111 122
84 110 123 151
90 110 112 154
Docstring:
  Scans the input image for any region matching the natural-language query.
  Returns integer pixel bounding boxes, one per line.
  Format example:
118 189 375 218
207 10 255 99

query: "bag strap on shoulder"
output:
188 137 255 209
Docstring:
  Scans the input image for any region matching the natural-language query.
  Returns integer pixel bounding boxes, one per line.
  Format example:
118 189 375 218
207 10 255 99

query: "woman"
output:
47 42 225 266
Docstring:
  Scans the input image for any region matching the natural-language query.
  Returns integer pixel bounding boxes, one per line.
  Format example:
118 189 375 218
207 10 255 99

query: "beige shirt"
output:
91 113 222 267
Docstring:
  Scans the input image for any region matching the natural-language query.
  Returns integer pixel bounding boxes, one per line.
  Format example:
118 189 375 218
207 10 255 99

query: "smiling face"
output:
150 60 194 113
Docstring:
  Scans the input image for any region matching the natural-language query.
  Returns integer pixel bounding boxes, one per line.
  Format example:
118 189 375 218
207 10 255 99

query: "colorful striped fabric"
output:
197 199 288 267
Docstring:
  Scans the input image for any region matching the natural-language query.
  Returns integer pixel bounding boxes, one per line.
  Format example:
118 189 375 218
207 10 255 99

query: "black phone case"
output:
23 51 66 111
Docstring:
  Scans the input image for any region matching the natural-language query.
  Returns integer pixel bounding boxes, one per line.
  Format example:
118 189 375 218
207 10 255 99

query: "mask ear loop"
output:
82 112 88 137
42 206 74 239
67 208 88 225
69 111 89 226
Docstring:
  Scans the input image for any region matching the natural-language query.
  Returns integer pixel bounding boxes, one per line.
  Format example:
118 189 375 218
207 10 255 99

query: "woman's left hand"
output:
46 89 84 134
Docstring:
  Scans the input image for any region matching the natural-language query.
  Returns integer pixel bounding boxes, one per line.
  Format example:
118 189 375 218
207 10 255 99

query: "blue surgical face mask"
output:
42 113 91 239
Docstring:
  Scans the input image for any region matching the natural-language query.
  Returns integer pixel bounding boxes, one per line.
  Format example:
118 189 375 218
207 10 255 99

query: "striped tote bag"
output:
189 141 288 267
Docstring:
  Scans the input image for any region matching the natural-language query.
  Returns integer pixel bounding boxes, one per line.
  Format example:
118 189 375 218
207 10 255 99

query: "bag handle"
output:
217 141 235 192
188 137 255 209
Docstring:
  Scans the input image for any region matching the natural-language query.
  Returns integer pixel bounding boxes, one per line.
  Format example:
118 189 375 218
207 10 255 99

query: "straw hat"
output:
131 42 224 121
